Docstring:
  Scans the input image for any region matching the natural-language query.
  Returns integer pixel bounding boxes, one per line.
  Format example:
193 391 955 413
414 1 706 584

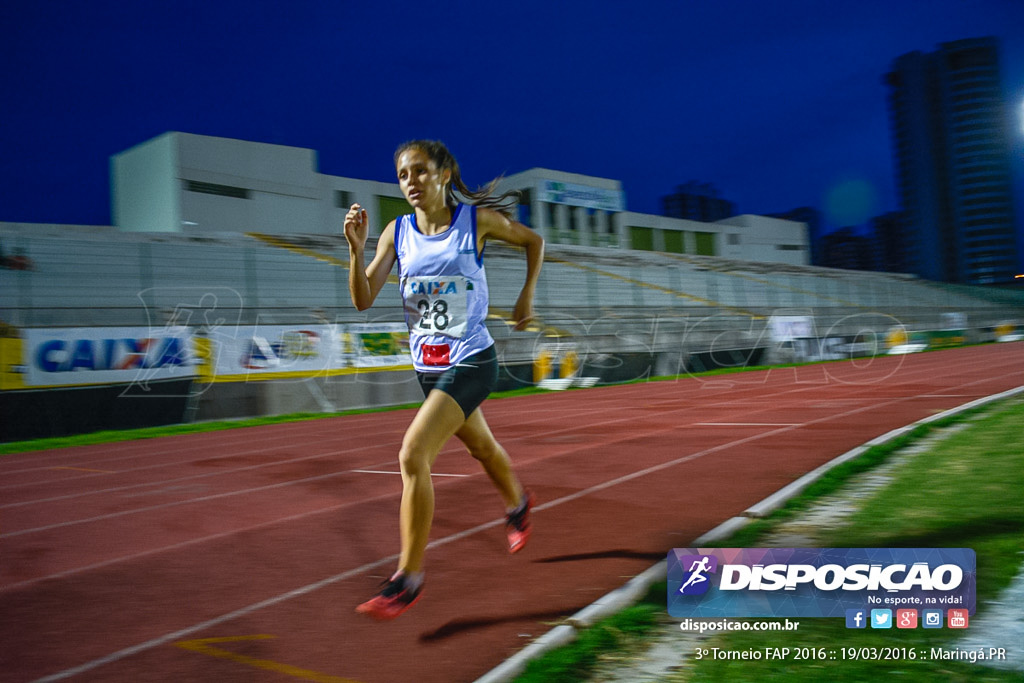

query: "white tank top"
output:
394 203 494 372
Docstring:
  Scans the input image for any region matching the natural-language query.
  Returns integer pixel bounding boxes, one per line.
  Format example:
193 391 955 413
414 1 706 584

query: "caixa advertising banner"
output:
667 548 975 618
24 326 195 388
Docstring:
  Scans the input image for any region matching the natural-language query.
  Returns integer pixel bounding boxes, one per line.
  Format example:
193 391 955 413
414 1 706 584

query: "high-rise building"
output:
872 211 911 274
884 37 1019 285
661 181 736 222
821 227 877 272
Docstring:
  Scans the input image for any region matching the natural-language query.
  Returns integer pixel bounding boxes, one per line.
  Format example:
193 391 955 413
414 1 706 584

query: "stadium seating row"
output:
1 226 1020 338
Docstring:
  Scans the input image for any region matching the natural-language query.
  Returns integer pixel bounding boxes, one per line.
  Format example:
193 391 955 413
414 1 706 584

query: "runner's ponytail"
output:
394 140 520 219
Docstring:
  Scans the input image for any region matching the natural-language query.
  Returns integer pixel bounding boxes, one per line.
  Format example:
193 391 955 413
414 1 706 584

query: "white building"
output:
112 132 407 237
111 132 808 265
715 215 809 266
495 168 625 247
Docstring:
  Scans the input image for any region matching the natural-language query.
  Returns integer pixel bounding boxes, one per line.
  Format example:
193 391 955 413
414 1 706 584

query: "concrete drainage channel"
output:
474 385 1024 683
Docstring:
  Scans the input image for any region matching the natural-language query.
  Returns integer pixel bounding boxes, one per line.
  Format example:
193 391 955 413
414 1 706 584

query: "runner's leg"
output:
397 389 466 573
455 407 523 509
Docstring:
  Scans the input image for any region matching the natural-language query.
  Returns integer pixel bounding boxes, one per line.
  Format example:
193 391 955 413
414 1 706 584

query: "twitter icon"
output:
870 609 892 629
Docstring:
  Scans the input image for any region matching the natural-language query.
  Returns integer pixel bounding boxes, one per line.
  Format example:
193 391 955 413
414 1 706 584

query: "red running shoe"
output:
355 573 423 620
506 491 535 554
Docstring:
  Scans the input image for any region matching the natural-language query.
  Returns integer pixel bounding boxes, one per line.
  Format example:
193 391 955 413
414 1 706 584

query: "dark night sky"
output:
2 0 1023 248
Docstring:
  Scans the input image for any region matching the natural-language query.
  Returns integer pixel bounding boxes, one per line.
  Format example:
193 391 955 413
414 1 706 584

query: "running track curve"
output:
1 344 1022 682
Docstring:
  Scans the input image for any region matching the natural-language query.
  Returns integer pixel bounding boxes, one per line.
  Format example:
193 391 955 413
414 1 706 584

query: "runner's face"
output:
396 149 450 210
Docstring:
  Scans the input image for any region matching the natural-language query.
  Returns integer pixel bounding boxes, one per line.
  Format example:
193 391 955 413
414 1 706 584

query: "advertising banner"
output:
24 326 195 388
346 323 411 368
539 180 625 212
788 335 881 362
768 315 814 342
14 323 414 388
206 324 345 380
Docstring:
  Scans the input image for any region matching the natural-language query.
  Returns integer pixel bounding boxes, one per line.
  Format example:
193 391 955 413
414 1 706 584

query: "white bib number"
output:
404 276 469 339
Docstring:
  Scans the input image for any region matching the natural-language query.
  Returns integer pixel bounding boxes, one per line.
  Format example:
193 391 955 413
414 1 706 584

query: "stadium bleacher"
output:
2 223 1021 345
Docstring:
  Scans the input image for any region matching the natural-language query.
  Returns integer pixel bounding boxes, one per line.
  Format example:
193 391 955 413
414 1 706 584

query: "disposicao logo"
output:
667 548 975 619
677 555 718 595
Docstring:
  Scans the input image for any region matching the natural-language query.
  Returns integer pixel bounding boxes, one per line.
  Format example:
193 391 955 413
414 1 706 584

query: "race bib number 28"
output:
403 276 470 339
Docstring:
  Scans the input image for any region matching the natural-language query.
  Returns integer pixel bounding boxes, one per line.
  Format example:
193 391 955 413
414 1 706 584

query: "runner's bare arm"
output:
345 204 397 311
477 207 544 330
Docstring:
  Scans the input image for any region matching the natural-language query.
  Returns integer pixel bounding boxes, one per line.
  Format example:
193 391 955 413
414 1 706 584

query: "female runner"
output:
345 140 544 620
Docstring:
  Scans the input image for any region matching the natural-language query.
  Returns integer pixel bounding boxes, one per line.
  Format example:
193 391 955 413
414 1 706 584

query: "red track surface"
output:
2 344 1023 682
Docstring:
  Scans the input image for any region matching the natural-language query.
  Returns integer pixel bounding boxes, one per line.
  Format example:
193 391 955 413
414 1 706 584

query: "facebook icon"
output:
846 609 867 629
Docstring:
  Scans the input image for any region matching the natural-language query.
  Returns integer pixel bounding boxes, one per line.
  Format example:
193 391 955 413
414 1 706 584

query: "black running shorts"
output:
415 345 498 418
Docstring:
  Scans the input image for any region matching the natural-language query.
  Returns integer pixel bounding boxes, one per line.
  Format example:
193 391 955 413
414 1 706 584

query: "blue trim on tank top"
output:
393 215 403 275
410 203 463 238
471 204 485 266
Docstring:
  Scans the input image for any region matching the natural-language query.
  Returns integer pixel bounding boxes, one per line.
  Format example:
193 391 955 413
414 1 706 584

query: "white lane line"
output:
30 550 401 682
1 470 358 538
696 422 802 426
351 470 468 477
0 494 385 593
1 450 376 509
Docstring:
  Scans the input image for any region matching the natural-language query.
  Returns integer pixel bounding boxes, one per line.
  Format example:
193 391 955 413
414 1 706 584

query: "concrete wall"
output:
112 133 179 232
612 212 716 252
194 369 425 421
716 215 810 265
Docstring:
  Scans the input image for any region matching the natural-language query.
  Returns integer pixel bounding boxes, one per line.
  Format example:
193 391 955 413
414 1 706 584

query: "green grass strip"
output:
516 600 662 683
683 397 1024 682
